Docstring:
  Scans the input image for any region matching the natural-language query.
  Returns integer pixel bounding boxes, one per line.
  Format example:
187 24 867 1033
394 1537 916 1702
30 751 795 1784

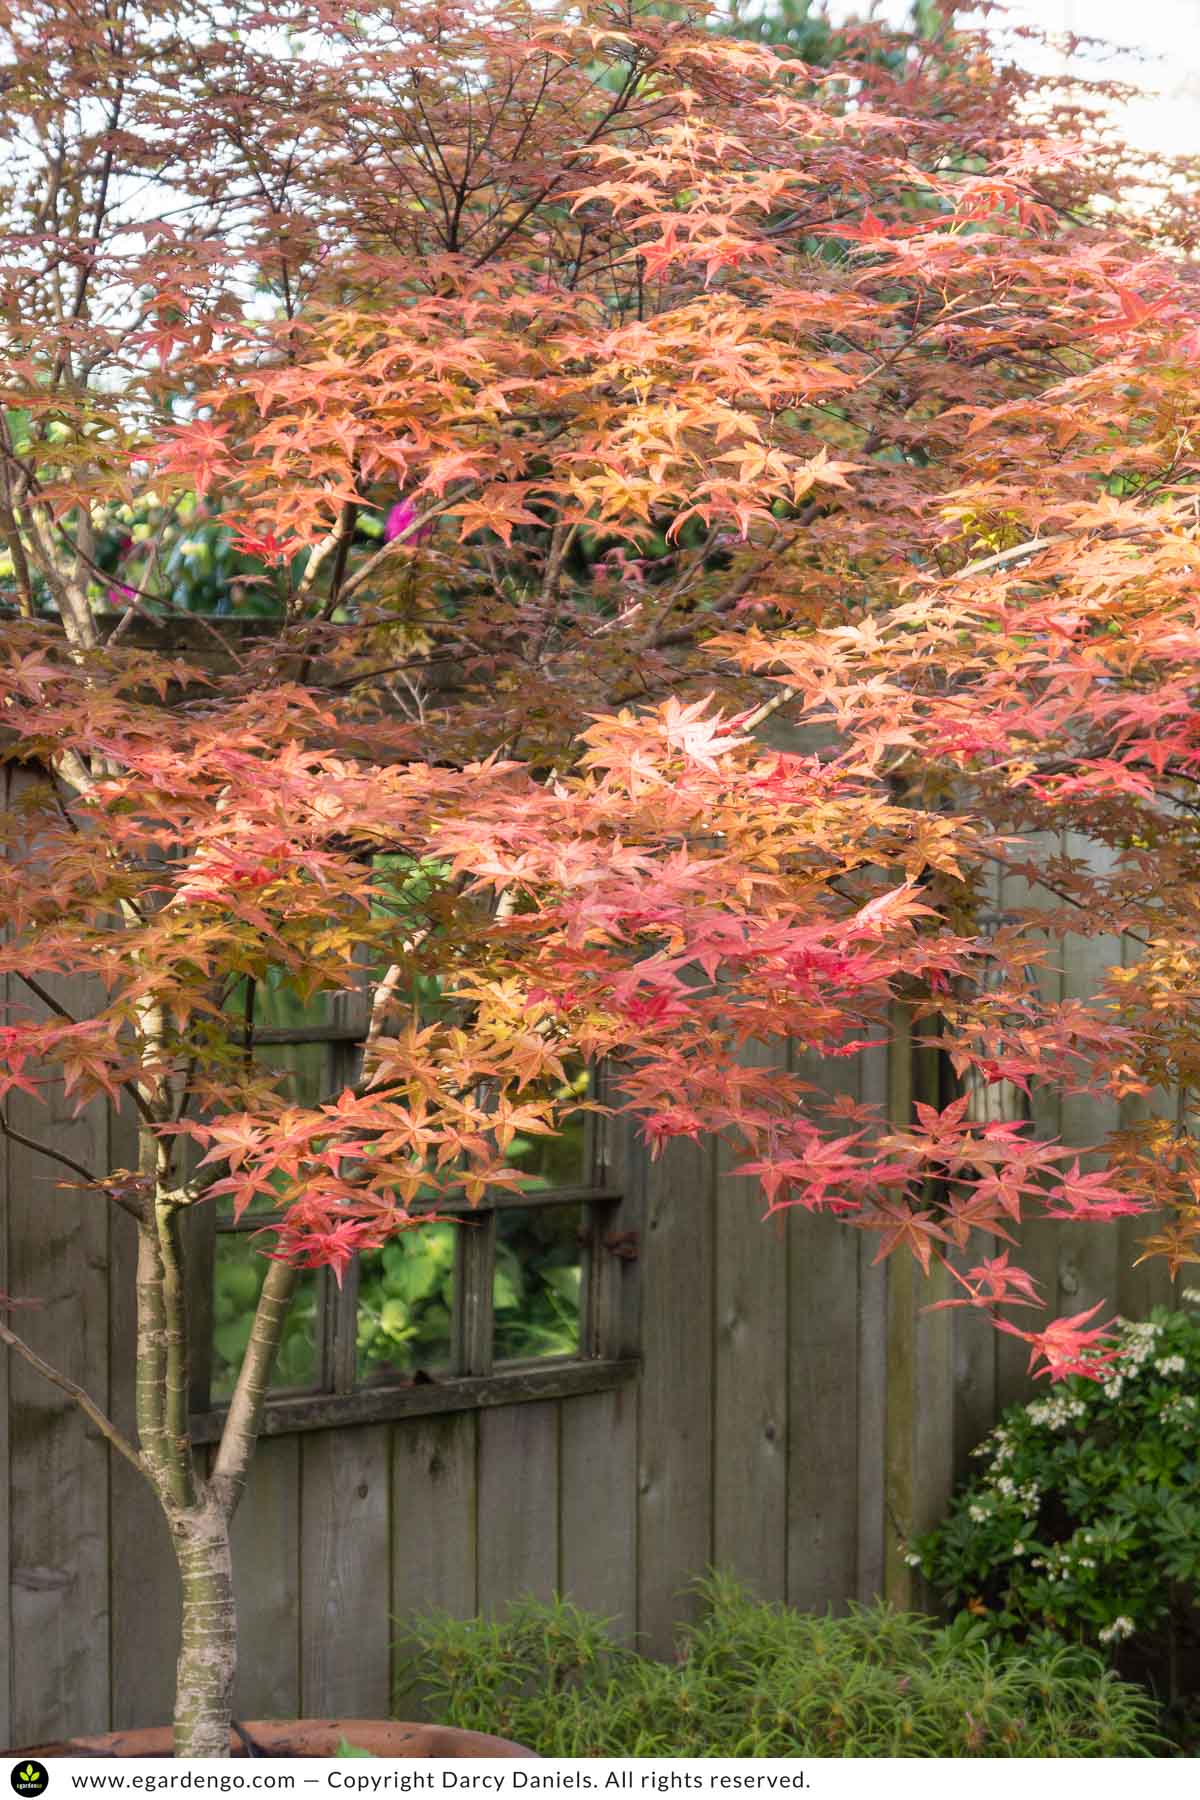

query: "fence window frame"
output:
186 1023 641 1442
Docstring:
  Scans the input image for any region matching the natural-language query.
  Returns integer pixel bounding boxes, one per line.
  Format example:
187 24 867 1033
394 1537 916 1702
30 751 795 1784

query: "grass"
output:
400 1572 1165 1757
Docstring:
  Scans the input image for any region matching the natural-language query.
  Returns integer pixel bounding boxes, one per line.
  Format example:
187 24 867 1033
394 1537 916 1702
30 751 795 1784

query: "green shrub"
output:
911 1298 1200 1722
400 1574 1162 1756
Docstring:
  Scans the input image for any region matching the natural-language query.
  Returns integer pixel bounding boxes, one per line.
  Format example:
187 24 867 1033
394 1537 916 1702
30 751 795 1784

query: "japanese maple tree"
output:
2 0 1198 1757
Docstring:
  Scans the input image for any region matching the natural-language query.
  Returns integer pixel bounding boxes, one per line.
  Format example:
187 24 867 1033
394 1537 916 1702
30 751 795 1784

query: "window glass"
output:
493 1204 583 1363
214 977 329 1220
211 1236 321 1399
355 1225 456 1380
504 1064 590 1190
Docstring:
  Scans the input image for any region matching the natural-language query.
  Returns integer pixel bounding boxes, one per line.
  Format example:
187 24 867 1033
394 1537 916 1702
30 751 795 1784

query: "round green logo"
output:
11 1764 48 1797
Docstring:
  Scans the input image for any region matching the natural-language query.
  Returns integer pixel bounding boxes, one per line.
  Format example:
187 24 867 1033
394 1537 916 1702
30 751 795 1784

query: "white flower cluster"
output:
1026 1394 1089 1430
903 1550 923 1569
993 1474 1040 1512
968 1503 991 1523
1030 1541 1093 1580
1182 1288 1200 1306
1098 1616 1135 1645
1153 1354 1186 1376
1159 1392 1198 1425
988 1426 1014 1468
1101 1320 1162 1398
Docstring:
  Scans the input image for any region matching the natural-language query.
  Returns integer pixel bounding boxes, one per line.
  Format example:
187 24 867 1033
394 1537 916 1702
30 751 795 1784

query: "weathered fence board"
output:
390 1410 478 1717
854 1046 889 1604
300 1424 392 1718
1115 925 1180 1323
1057 834 1125 1327
636 1135 715 1657
559 1386 638 1637
713 1038 788 1603
786 1040 862 1613
993 838 1066 1413
230 1435 302 1719
7 974 111 1744
477 1400 559 1612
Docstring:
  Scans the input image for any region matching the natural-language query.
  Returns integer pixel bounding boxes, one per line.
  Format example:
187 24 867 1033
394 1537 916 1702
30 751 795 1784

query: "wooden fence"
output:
0 872 1177 1748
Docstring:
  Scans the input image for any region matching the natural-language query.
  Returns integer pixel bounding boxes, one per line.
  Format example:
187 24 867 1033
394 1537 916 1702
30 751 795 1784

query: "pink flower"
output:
384 500 433 545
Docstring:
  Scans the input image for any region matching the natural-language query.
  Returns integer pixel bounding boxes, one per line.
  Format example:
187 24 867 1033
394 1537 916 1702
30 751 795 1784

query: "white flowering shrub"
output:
911 1300 1200 1703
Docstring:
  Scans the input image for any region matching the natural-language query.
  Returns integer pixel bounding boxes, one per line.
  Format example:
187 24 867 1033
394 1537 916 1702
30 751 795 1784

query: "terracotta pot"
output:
15 1720 537 1759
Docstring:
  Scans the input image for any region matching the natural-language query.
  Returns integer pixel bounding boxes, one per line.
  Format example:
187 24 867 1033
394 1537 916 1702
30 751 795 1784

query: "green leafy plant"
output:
400 1575 1163 1756
356 1228 457 1376
912 1298 1200 1731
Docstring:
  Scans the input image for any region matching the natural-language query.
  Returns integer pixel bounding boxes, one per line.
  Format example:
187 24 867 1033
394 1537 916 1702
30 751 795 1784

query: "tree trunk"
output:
170 1497 238 1757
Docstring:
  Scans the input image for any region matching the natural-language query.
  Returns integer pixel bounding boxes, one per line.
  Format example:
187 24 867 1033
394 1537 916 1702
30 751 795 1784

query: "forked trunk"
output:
170 1499 238 1757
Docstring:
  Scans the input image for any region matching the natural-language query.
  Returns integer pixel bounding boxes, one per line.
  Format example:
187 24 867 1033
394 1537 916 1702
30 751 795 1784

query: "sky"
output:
824 0 1200 159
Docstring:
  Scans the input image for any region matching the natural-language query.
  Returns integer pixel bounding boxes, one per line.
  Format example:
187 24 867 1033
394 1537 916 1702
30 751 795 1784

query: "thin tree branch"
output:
740 686 796 734
0 1315 149 1479
210 1255 299 1521
360 961 407 1086
14 969 78 1023
0 1111 146 1219
154 1192 196 1502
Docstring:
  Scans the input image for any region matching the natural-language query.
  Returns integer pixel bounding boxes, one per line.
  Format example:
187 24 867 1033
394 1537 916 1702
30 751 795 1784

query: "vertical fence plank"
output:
714 1038 788 1603
1056 835 1124 1329
7 962 111 1742
994 835 1066 1412
788 1209 862 1612
949 865 1002 1480
952 1304 998 1480
636 1135 714 1656
391 1411 478 1717
1116 931 1175 1322
300 1424 392 1718
787 1042 862 1613
560 1386 637 1639
477 1400 559 1612
882 1005 954 1605
230 1436 301 1719
855 1043 889 1604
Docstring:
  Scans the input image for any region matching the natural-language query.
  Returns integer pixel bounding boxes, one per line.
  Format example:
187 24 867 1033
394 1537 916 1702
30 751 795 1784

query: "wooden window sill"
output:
190 1355 639 1443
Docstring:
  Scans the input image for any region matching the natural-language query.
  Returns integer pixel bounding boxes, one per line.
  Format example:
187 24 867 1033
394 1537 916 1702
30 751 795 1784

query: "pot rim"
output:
11 1719 538 1759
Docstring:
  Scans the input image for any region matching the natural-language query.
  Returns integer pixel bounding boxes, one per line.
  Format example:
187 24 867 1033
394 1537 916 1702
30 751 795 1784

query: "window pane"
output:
494 1204 583 1363
505 1064 589 1190
211 1235 320 1400
215 979 330 1221
356 1224 455 1380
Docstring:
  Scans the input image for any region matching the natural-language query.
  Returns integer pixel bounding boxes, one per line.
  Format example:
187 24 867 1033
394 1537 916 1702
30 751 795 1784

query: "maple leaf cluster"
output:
6 0 1200 1387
